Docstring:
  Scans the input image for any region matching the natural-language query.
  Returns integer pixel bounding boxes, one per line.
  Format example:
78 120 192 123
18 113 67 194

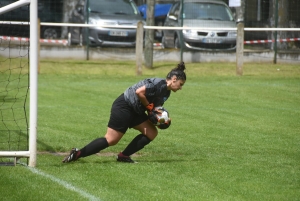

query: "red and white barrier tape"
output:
151 39 300 47
244 38 300 44
0 36 68 45
1 36 299 46
153 43 162 47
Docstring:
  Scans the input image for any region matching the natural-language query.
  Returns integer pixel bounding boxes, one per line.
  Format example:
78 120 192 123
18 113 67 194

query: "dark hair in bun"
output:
166 61 186 81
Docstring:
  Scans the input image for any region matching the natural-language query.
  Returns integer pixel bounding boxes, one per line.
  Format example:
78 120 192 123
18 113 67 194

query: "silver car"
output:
68 0 144 47
162 0 237 51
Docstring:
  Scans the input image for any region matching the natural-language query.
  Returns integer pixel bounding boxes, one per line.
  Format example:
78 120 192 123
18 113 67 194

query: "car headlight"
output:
228 31 237 37
89 18 98 25
88 19 117 26
182 29 198 36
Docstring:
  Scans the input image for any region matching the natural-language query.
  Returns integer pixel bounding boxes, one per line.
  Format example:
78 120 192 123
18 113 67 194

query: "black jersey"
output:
124 78 171 114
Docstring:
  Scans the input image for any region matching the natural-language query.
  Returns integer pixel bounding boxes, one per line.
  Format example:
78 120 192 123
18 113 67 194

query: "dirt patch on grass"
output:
38 151 141 157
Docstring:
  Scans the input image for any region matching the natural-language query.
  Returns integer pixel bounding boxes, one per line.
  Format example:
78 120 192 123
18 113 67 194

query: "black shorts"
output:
108 94 148 134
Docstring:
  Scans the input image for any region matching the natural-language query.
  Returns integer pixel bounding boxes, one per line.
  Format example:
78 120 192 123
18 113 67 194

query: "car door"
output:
162 2 180 48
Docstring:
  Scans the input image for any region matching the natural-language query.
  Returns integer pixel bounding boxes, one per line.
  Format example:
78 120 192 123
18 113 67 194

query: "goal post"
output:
29 0 38 168
0 0 38 167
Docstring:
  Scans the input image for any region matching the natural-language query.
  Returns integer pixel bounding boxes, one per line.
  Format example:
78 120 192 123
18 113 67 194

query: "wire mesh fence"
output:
0 0 299 64
0 4 29 153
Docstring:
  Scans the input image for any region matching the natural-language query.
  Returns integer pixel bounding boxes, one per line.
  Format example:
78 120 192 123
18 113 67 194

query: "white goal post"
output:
0 0 38 167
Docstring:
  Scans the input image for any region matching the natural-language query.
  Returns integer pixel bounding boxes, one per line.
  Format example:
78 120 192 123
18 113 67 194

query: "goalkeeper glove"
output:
146 103 154 112
158 119 171 129
148 110 159 125
146 103 156 124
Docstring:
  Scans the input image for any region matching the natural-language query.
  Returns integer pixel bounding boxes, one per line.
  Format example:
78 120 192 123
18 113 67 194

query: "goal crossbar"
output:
0 0 30 15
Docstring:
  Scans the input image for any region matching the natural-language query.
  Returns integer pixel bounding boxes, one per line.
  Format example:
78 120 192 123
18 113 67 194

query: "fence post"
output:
236 22 244 76
273 0 278 64
144 0 155 68
136 21 144 75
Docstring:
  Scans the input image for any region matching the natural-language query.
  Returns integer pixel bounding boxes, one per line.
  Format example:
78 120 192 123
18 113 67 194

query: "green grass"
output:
1 59 300 201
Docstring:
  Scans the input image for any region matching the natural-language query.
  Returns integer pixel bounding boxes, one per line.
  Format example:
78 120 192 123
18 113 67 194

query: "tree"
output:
269 0 289 49
62 0 78 38
144 0 155 68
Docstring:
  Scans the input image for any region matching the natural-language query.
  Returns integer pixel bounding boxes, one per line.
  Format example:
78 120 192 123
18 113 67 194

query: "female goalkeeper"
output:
62 62 187 163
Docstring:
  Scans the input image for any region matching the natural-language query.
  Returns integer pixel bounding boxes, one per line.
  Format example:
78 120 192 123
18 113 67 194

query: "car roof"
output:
182 0 227 5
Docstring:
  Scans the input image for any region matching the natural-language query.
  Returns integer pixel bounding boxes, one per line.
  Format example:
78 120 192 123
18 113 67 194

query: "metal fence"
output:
0 0 299 65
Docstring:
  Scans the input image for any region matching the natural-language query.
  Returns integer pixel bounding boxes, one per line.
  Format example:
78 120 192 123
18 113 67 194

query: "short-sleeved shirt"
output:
124 78 171 115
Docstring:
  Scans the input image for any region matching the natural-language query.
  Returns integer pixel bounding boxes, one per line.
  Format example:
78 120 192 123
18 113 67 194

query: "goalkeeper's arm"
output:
135 85 151 108
135 85 158 124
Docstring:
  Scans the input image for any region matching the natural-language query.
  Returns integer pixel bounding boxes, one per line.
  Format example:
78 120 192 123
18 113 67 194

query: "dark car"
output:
68 0 145 47
0 0 62 39
162 0 237 51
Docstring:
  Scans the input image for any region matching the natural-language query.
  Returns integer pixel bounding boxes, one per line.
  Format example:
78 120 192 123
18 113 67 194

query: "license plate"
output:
109 31 128 36
203 38 222 43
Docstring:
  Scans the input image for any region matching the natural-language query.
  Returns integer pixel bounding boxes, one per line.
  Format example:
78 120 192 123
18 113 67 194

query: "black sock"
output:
79 137 109 158
122 134 151 156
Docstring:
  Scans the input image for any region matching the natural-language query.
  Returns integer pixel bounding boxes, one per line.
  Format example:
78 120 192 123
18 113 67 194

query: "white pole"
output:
29 0 38 167
135 21 143 75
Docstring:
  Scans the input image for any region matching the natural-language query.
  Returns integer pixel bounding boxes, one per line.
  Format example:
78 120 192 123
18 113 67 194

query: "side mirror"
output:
76 6 83 14
168 15 178 21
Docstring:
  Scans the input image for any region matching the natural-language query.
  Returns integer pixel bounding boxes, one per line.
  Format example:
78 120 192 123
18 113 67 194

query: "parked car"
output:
0 0 62 39
162 0 237 51
138 3 172 40
68 0 145 47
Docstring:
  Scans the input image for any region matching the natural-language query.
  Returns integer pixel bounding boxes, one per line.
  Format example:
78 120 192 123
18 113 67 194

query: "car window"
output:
184 2 234 21
89 0 139 15
169 3 180 16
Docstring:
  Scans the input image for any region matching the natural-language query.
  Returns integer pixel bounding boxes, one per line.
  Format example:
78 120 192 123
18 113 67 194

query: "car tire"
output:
174 36 180 49
161 34 166 49
79 33 83 46
68 31 83 46
42 27 58 39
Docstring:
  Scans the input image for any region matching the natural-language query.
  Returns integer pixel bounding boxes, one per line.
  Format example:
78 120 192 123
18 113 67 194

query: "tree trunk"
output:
144 0 155 68
269 0 289 49
61 0 78 39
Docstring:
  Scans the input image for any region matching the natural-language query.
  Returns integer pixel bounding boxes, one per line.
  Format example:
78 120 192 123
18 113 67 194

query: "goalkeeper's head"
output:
166 61 186 92
166 61 187 81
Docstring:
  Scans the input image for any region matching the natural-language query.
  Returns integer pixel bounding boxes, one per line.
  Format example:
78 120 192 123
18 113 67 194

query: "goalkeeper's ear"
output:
158 119 171 129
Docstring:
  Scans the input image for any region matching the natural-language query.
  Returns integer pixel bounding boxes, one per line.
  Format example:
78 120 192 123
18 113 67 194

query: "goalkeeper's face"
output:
167 76 185 92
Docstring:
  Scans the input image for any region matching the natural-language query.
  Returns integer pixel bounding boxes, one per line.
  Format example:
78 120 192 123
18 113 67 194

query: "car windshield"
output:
183 2 234 21
89 0 139 15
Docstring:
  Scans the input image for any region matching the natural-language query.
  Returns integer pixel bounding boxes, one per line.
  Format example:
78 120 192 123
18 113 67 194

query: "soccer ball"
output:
154 106 171 126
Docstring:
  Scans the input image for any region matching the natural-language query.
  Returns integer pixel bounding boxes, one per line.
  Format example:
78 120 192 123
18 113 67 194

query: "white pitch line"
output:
22 163 101 201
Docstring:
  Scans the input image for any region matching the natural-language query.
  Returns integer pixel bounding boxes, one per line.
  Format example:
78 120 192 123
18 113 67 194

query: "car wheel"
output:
42 27 58 39
155 21 163 40
174 36 180 49
161 34 166 49
79 33 83 46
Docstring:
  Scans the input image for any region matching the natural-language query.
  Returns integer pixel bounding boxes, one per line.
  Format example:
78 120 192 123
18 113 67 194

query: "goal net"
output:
0 0 38 167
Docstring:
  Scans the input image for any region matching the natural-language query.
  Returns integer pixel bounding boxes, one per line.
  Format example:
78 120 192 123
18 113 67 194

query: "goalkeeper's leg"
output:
62 128 123 163
117 120 158 162
79 128 124 158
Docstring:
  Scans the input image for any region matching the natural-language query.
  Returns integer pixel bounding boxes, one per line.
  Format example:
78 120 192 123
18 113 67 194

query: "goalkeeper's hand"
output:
146 103 154 112
148 110 159 125
146 103 156 124
158 119 171 129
